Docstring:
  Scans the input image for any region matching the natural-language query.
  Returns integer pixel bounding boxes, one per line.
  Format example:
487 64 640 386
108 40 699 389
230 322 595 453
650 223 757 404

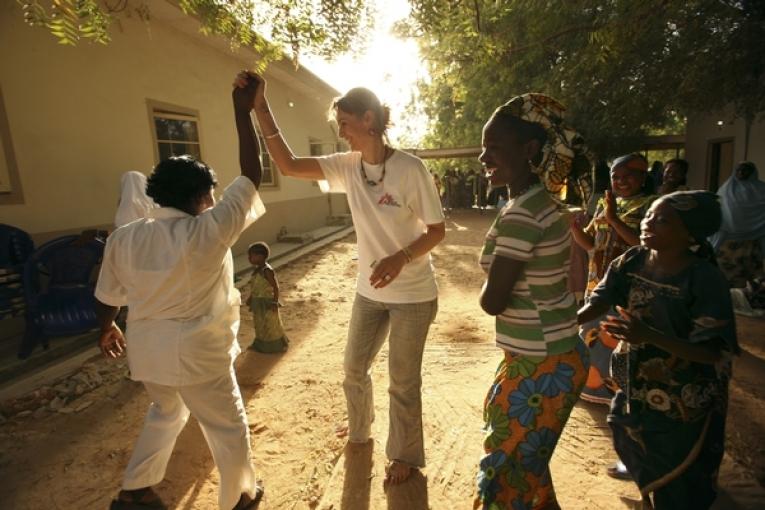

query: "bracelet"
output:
401 246 413 263
264 130 280 139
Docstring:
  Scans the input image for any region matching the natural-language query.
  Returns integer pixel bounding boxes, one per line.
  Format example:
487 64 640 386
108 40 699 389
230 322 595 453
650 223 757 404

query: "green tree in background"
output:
401 0 765 157
18 0 373 69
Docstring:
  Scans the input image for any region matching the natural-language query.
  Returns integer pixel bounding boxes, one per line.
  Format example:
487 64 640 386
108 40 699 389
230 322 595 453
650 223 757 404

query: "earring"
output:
368 128 376 136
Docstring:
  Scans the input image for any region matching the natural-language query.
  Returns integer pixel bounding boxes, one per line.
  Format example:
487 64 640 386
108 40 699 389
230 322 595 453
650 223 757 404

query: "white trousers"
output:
122 368 257 510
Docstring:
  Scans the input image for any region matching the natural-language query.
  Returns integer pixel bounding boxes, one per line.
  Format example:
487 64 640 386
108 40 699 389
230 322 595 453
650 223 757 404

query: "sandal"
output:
606 460 632 480
233 484 265 510
110 487 167 509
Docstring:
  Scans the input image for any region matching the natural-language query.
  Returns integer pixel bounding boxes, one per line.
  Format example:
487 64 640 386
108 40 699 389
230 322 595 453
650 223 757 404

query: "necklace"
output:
360 146 391 187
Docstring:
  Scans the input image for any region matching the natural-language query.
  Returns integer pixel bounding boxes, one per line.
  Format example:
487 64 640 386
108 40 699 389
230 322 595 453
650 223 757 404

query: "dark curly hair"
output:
146 156 218 212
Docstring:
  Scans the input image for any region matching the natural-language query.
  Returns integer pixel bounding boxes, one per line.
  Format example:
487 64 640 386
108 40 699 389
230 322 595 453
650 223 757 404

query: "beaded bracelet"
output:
401 246 413 263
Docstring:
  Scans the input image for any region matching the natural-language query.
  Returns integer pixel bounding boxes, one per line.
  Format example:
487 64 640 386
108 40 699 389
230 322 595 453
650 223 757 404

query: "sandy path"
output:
0 210 763 509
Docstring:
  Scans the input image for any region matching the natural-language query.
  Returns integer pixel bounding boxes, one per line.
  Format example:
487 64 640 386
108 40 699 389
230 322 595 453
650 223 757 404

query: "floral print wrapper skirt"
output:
475 341 589 510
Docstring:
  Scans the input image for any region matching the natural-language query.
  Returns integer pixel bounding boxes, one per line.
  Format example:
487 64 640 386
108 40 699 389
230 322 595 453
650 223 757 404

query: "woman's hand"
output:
600 306 651 345
98 322 126 359
603 190 618 224
568 210 588 231
369 251 408 289
232 70 261 112
234 70 266 108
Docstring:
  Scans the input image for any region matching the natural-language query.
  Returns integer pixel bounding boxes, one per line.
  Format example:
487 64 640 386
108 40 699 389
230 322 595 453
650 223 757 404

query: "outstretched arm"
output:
234 71 325 181
232 74 263 187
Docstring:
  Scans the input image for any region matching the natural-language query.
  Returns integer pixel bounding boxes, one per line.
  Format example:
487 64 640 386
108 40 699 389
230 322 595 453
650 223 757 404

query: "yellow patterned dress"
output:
248 264 289 353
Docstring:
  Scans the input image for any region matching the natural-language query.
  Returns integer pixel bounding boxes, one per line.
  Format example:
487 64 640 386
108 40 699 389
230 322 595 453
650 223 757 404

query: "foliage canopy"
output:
401 0 765 157
18 0 373 69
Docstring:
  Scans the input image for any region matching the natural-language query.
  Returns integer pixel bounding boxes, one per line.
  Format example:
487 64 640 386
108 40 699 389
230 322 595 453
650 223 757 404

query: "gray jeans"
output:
343 293 438 468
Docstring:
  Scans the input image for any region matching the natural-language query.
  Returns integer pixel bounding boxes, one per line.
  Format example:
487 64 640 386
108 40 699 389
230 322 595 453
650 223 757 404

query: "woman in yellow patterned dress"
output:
570 154 656 405
246 242 289 353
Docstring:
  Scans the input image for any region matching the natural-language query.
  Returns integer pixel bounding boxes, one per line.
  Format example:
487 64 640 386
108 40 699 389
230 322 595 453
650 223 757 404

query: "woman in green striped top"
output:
474 94 590 510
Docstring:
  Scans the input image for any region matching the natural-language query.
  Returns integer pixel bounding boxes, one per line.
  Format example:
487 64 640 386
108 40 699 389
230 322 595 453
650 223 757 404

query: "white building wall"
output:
0 1 343 244
685 105 765 190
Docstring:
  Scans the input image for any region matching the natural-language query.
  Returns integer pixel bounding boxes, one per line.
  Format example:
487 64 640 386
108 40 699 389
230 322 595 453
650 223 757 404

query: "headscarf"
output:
662 191 722 245
114 171 156 228
493 93 593 206
611 153 648 173
709 162 765 251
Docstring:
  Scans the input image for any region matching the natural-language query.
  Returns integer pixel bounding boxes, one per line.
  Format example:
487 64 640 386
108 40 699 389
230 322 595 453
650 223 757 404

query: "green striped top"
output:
480 184 579 356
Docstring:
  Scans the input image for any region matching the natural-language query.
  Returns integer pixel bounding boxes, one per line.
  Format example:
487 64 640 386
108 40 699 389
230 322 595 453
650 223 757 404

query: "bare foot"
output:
335 423 349 438
384 460 414 485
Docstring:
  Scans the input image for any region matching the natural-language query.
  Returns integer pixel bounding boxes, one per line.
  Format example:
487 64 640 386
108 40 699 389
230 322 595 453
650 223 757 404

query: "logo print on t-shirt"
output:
378 193 401 208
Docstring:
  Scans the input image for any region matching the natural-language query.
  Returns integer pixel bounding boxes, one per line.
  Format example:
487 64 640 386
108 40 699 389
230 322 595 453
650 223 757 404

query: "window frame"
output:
254 127 279 188
146 99 202 165
0 85 24 204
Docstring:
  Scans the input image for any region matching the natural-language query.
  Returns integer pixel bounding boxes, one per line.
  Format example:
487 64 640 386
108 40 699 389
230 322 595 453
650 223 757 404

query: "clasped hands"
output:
600 306 653 345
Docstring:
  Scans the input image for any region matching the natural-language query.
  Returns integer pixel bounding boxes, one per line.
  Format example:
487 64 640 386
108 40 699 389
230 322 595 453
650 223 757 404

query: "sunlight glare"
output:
302 0 427 146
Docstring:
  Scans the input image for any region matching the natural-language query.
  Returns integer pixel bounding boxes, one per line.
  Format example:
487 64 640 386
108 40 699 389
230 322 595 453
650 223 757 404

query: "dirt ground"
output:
1 209 764 509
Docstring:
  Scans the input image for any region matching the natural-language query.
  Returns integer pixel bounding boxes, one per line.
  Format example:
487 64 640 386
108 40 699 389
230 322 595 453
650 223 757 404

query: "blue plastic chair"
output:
19 234 105 359
0 224 34 321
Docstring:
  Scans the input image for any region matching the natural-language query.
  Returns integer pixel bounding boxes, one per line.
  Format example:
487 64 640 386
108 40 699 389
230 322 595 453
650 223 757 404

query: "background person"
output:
245 241 289 354
658 159 689 195
710 161 765 288
570 153 656 405
115 171 157 228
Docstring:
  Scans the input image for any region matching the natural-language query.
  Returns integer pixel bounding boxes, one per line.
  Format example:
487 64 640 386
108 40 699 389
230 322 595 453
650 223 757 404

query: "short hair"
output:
146 156 217 211
248 242 270 259
331 87 391 135
664 159 689 176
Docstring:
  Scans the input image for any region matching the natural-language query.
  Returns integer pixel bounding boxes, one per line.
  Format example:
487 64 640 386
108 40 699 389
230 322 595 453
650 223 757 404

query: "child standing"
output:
246 242 289 353
578 191 738 509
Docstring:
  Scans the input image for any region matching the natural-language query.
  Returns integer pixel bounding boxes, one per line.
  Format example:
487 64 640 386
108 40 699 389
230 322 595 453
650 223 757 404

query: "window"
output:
309 139 343 156
256 131 278 187
0 123 11 193
0 85 23 204
152 111 201 161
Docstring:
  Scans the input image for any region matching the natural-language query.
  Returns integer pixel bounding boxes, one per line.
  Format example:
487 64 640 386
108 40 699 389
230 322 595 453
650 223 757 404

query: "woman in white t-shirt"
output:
235 71 445 485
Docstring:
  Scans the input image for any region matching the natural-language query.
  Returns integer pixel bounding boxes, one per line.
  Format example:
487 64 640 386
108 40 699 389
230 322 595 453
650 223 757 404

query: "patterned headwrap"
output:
611 153 648 173
493 93 593 206
661 190 722 245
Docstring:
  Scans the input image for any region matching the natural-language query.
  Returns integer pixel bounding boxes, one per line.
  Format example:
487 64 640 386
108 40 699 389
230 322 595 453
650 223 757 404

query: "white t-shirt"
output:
96 176 266 386
318 150 444 303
